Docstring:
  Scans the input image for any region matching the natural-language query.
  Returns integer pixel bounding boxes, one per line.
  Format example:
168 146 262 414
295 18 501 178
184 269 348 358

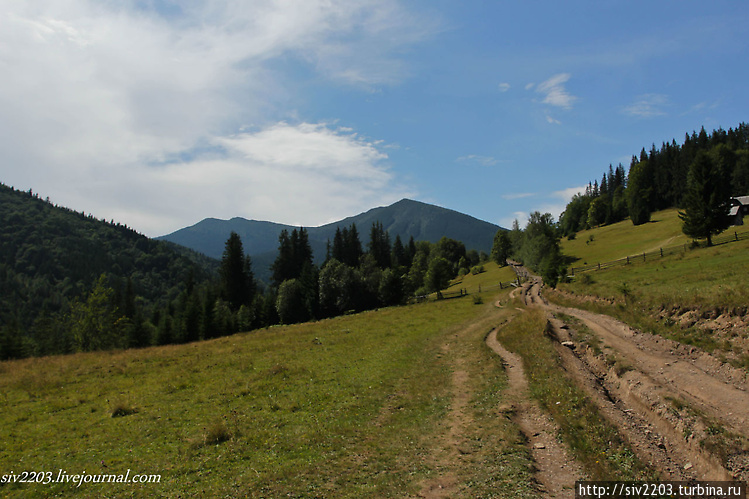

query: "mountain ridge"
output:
157 198 502 281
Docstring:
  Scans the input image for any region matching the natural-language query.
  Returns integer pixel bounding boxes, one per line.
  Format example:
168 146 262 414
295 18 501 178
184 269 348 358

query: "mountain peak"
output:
158 199 500 282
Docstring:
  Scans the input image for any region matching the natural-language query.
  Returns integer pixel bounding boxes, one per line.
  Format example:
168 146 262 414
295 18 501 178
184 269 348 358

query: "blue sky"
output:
1 1 748 236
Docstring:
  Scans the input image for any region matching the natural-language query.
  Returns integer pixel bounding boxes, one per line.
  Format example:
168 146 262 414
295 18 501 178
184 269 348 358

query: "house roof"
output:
732 195 749 205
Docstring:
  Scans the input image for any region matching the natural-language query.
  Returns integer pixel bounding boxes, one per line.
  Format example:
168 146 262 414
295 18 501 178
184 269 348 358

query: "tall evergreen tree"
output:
391 234 408 268
220 232 255 310
271 230 293 287
346 224 363 266
627 159 653 225
368 221 391 269
678 151 732 246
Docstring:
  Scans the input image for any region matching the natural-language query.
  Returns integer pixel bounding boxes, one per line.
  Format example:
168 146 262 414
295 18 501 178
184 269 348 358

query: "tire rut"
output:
485 327 586 497
519 270 749 480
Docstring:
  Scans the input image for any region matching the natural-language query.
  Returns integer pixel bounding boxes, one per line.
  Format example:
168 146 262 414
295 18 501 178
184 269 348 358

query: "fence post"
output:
660 248 663 257
643 252 646 262
736 231 739 241
571 267 575 276
626 256 629 264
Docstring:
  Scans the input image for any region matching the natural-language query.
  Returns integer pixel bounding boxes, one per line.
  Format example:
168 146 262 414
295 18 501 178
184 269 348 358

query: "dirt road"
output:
485 326 586 497
516 272 749 480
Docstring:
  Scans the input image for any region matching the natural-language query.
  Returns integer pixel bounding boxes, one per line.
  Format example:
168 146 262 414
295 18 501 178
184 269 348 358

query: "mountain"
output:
158 199 502 281
0 183 217 355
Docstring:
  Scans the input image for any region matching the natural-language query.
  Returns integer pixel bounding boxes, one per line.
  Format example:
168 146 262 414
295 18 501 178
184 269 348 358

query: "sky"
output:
1 1 748 237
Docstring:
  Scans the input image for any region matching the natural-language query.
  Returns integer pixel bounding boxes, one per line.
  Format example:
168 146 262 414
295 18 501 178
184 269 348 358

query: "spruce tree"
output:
220 232 255 310
678 151 731 246
627 159 653 225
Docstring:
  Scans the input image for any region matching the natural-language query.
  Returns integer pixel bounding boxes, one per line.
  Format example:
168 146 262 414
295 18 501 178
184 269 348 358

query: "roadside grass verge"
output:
0 293 533 497
495 306 655 481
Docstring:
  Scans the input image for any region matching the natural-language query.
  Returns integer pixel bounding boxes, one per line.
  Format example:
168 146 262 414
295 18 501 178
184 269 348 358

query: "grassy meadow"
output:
0 276 539 498
556 210 749 363
561 208 749 268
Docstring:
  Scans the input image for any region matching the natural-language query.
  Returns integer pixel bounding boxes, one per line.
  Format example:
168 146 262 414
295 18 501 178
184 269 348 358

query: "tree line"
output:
0 180 488 359
560 123 749 236
491 123 749 290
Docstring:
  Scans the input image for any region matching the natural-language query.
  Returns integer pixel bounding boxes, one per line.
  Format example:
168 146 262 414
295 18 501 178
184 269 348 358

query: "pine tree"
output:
271 230 293 287
627 159 653 225
220 232 255 310
368 221 391 269
678 151 731 246
391 234 408 268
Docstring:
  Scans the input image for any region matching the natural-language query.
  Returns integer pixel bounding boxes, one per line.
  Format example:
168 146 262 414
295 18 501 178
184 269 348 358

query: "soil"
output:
485 325 586 497
515 270 749 481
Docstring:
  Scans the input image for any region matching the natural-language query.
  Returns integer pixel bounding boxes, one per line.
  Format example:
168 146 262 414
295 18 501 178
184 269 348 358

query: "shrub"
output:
470 265 484 275
204 420 231 446
110 401 137 418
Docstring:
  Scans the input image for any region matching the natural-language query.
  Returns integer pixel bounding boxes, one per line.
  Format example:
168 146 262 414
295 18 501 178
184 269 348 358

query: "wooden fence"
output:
570 230 749 276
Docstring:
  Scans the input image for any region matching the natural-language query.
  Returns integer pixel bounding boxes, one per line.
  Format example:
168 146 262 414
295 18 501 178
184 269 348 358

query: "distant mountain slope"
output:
158 199 502 280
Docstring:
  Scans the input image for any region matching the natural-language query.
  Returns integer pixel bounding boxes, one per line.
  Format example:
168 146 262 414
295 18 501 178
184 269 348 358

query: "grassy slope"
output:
562 208 749 269
556 210 749 362
446 261 518 295
0 285 535 498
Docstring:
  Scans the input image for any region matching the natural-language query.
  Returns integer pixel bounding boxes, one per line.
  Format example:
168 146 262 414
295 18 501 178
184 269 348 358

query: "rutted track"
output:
485 326 585 497
518 271 749 480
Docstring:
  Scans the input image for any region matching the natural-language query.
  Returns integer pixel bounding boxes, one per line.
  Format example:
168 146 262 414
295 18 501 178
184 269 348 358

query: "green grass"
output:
0 292 535 498
446 261 518 295
562 237 749 313
495 307 655 481
556 211 749 364
562 208 749 269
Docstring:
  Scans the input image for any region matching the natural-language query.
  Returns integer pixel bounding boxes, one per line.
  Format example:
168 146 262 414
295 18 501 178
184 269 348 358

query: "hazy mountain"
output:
158 199 502 281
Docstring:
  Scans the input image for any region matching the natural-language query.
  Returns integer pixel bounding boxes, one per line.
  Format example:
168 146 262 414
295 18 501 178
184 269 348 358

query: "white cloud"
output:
536 73 576 109
501 192 535 200
552 186 587 202
499 211 528 229
98 122 413 234
529 185 587 222
456 154 499 167
0 0 434 235
498 82 511 92
622 94 669 118
546 115 561 125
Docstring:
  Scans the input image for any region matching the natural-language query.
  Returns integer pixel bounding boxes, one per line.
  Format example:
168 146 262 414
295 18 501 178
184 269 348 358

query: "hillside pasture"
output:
0 290 534 498
556 212 749 367
561 208 749 269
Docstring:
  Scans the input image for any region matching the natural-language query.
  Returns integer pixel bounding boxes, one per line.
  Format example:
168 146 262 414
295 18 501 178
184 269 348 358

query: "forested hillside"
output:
560 123 749 235
0 183 217 358
1 183 491 360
